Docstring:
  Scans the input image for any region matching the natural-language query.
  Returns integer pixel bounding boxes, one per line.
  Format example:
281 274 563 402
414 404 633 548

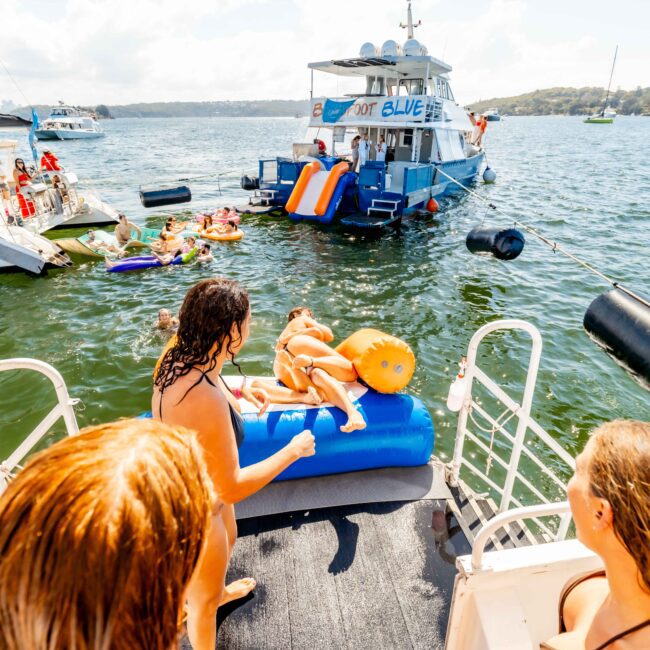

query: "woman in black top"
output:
542 420 650 649
152 278 315 650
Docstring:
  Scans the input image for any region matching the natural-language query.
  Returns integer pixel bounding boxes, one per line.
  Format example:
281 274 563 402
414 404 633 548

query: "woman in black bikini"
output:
543 419 650 649
152 278 315 650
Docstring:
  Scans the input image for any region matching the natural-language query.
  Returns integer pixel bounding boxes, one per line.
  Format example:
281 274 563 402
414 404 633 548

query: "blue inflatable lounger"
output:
226 376 434 482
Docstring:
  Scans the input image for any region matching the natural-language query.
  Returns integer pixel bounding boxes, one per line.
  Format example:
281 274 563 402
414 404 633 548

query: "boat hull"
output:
35 129 104 140
584 118 614 124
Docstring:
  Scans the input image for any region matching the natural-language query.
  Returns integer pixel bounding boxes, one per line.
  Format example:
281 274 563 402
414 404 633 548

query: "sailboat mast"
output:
602 45 618 112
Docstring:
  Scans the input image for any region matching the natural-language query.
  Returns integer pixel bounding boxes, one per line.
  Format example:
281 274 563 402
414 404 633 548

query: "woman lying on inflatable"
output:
105 237 200 273
254 307 366 433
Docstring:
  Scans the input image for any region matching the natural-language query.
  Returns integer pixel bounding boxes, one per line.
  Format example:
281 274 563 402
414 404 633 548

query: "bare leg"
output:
273 349 315 393
286 335 357 382
220 503 256 606
310 368 366 433
250 377 322 405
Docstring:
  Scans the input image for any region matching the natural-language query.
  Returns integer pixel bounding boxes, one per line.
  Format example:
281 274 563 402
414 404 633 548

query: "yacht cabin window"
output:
399 129 414 147
398 79 424 96
432 78 454 100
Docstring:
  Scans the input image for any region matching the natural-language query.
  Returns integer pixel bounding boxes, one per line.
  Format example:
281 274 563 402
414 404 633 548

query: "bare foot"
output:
305 386 323 405
292 354 313 370
219 578 256 606
340 411 366 433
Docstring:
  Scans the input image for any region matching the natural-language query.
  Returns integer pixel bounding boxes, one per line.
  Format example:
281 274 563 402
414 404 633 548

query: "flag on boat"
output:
322 99 356 123
28 108 40 164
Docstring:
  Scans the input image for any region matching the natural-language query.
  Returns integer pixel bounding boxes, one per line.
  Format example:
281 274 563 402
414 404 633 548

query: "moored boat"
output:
0 139 118 271
483 108 501 121
239 2 485 225
35 103 104 140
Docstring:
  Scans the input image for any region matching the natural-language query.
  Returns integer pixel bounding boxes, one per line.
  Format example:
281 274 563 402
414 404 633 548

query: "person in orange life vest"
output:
40 148 62 172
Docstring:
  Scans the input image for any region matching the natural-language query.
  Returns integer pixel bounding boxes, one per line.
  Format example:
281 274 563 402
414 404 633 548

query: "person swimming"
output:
156 308 179 331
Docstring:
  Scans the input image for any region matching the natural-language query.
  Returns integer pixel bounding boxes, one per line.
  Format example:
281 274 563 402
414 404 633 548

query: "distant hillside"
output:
107 100 310 118
11 100 310 120
469 86 650 116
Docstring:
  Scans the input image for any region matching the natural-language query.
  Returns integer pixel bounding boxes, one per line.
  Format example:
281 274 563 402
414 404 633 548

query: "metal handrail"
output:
471 502 571 569
449 319 574 539
0 358 79 491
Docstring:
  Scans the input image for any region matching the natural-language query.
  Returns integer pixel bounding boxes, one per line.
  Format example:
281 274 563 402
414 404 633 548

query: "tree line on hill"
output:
5 88 650 120
470 86 650 116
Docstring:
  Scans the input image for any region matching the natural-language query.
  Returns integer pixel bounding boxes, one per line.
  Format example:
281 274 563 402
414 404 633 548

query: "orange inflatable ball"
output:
336 328 416 393
426 198 439 213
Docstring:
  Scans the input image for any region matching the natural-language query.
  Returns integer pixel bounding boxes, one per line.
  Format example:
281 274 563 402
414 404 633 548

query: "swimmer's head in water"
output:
187 236 196 246
158 308 171 322
288 306 314 322
154 278 250 393
227 220 237 229
118 213 127 222
201 244 211 254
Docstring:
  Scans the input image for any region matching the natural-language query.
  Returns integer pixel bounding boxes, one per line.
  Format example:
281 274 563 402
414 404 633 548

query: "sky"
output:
0 0 648 108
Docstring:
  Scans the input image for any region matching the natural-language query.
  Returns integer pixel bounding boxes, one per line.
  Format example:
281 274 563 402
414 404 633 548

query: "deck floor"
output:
181 499 471 650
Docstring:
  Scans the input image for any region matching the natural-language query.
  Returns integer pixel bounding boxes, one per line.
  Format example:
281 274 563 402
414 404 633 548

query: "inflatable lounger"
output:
107 254 186 273
226 376 433 481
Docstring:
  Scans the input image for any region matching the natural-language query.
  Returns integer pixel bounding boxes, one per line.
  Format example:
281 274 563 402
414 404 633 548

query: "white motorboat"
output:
0 139 118 271
483 108 501 121
0 223 71 273
35 104 104 140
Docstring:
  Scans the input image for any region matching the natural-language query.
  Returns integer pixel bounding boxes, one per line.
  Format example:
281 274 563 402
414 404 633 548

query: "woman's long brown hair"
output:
0 419 214 650
154 278 250 398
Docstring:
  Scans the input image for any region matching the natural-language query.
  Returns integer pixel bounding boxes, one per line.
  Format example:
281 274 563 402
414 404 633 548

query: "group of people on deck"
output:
0 275 649 650
350 133 387 172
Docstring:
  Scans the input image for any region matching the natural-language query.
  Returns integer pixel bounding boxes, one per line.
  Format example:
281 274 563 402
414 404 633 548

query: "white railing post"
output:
471 502 571 570
0 359 79 490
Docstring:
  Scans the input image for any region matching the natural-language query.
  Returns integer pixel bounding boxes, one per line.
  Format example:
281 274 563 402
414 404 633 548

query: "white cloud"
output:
0 0 647 106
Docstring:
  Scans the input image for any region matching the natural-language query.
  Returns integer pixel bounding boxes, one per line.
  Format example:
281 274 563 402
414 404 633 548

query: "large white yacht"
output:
35 104 105 140
0 139 118 272
241 2 484 228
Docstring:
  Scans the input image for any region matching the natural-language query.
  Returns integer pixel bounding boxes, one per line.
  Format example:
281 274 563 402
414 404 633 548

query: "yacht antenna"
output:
601 45 618 116
400 1 421 39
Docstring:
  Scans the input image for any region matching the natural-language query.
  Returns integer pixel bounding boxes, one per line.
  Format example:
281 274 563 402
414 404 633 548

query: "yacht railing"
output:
470 502 571 569
449 320 575 541
0 359 79 493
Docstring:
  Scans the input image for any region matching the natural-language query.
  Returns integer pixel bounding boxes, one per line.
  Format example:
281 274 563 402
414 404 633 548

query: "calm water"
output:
1 116 648 483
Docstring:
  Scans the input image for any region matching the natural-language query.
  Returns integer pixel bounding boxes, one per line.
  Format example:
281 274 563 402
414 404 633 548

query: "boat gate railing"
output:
0 358 79 493
448 319 575 541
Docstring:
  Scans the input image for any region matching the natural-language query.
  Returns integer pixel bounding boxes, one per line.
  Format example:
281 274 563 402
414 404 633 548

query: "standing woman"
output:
350 135 361 172
152 278 315 650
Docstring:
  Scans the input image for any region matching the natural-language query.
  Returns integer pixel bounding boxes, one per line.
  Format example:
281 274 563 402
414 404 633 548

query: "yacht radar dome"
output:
359 42 379 58
381 40 402 57
403 39 427 56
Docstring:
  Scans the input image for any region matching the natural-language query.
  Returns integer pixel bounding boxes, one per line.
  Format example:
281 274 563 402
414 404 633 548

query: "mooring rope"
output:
434 165 627 289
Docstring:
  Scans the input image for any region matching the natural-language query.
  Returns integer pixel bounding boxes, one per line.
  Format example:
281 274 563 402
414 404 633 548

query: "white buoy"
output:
483 166 497 183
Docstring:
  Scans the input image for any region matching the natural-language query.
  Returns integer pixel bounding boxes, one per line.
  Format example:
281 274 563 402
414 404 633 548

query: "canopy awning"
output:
309 55 452 79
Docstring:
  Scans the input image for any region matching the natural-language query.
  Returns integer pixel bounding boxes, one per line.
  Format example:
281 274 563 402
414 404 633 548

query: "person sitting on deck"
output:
51 174 69 204
272 306 366 433
0 419 214 650
114 213 142 248
542 419 650 650
40 148 61 172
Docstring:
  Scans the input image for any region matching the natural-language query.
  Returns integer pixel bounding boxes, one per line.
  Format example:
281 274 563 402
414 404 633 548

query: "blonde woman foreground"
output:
153 278 316 650
543 419 650 649
0 419 214 650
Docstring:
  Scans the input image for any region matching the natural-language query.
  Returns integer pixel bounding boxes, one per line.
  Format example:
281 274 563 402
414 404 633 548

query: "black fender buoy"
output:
139 185 192 208
584 287 650 388
466 226 525 261
240 175 260 191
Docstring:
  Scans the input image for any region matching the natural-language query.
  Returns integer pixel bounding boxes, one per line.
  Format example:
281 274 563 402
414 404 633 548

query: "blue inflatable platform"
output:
233 378 434 481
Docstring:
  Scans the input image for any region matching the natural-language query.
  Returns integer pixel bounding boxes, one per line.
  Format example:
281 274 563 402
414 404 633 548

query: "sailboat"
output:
585 45 618 124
